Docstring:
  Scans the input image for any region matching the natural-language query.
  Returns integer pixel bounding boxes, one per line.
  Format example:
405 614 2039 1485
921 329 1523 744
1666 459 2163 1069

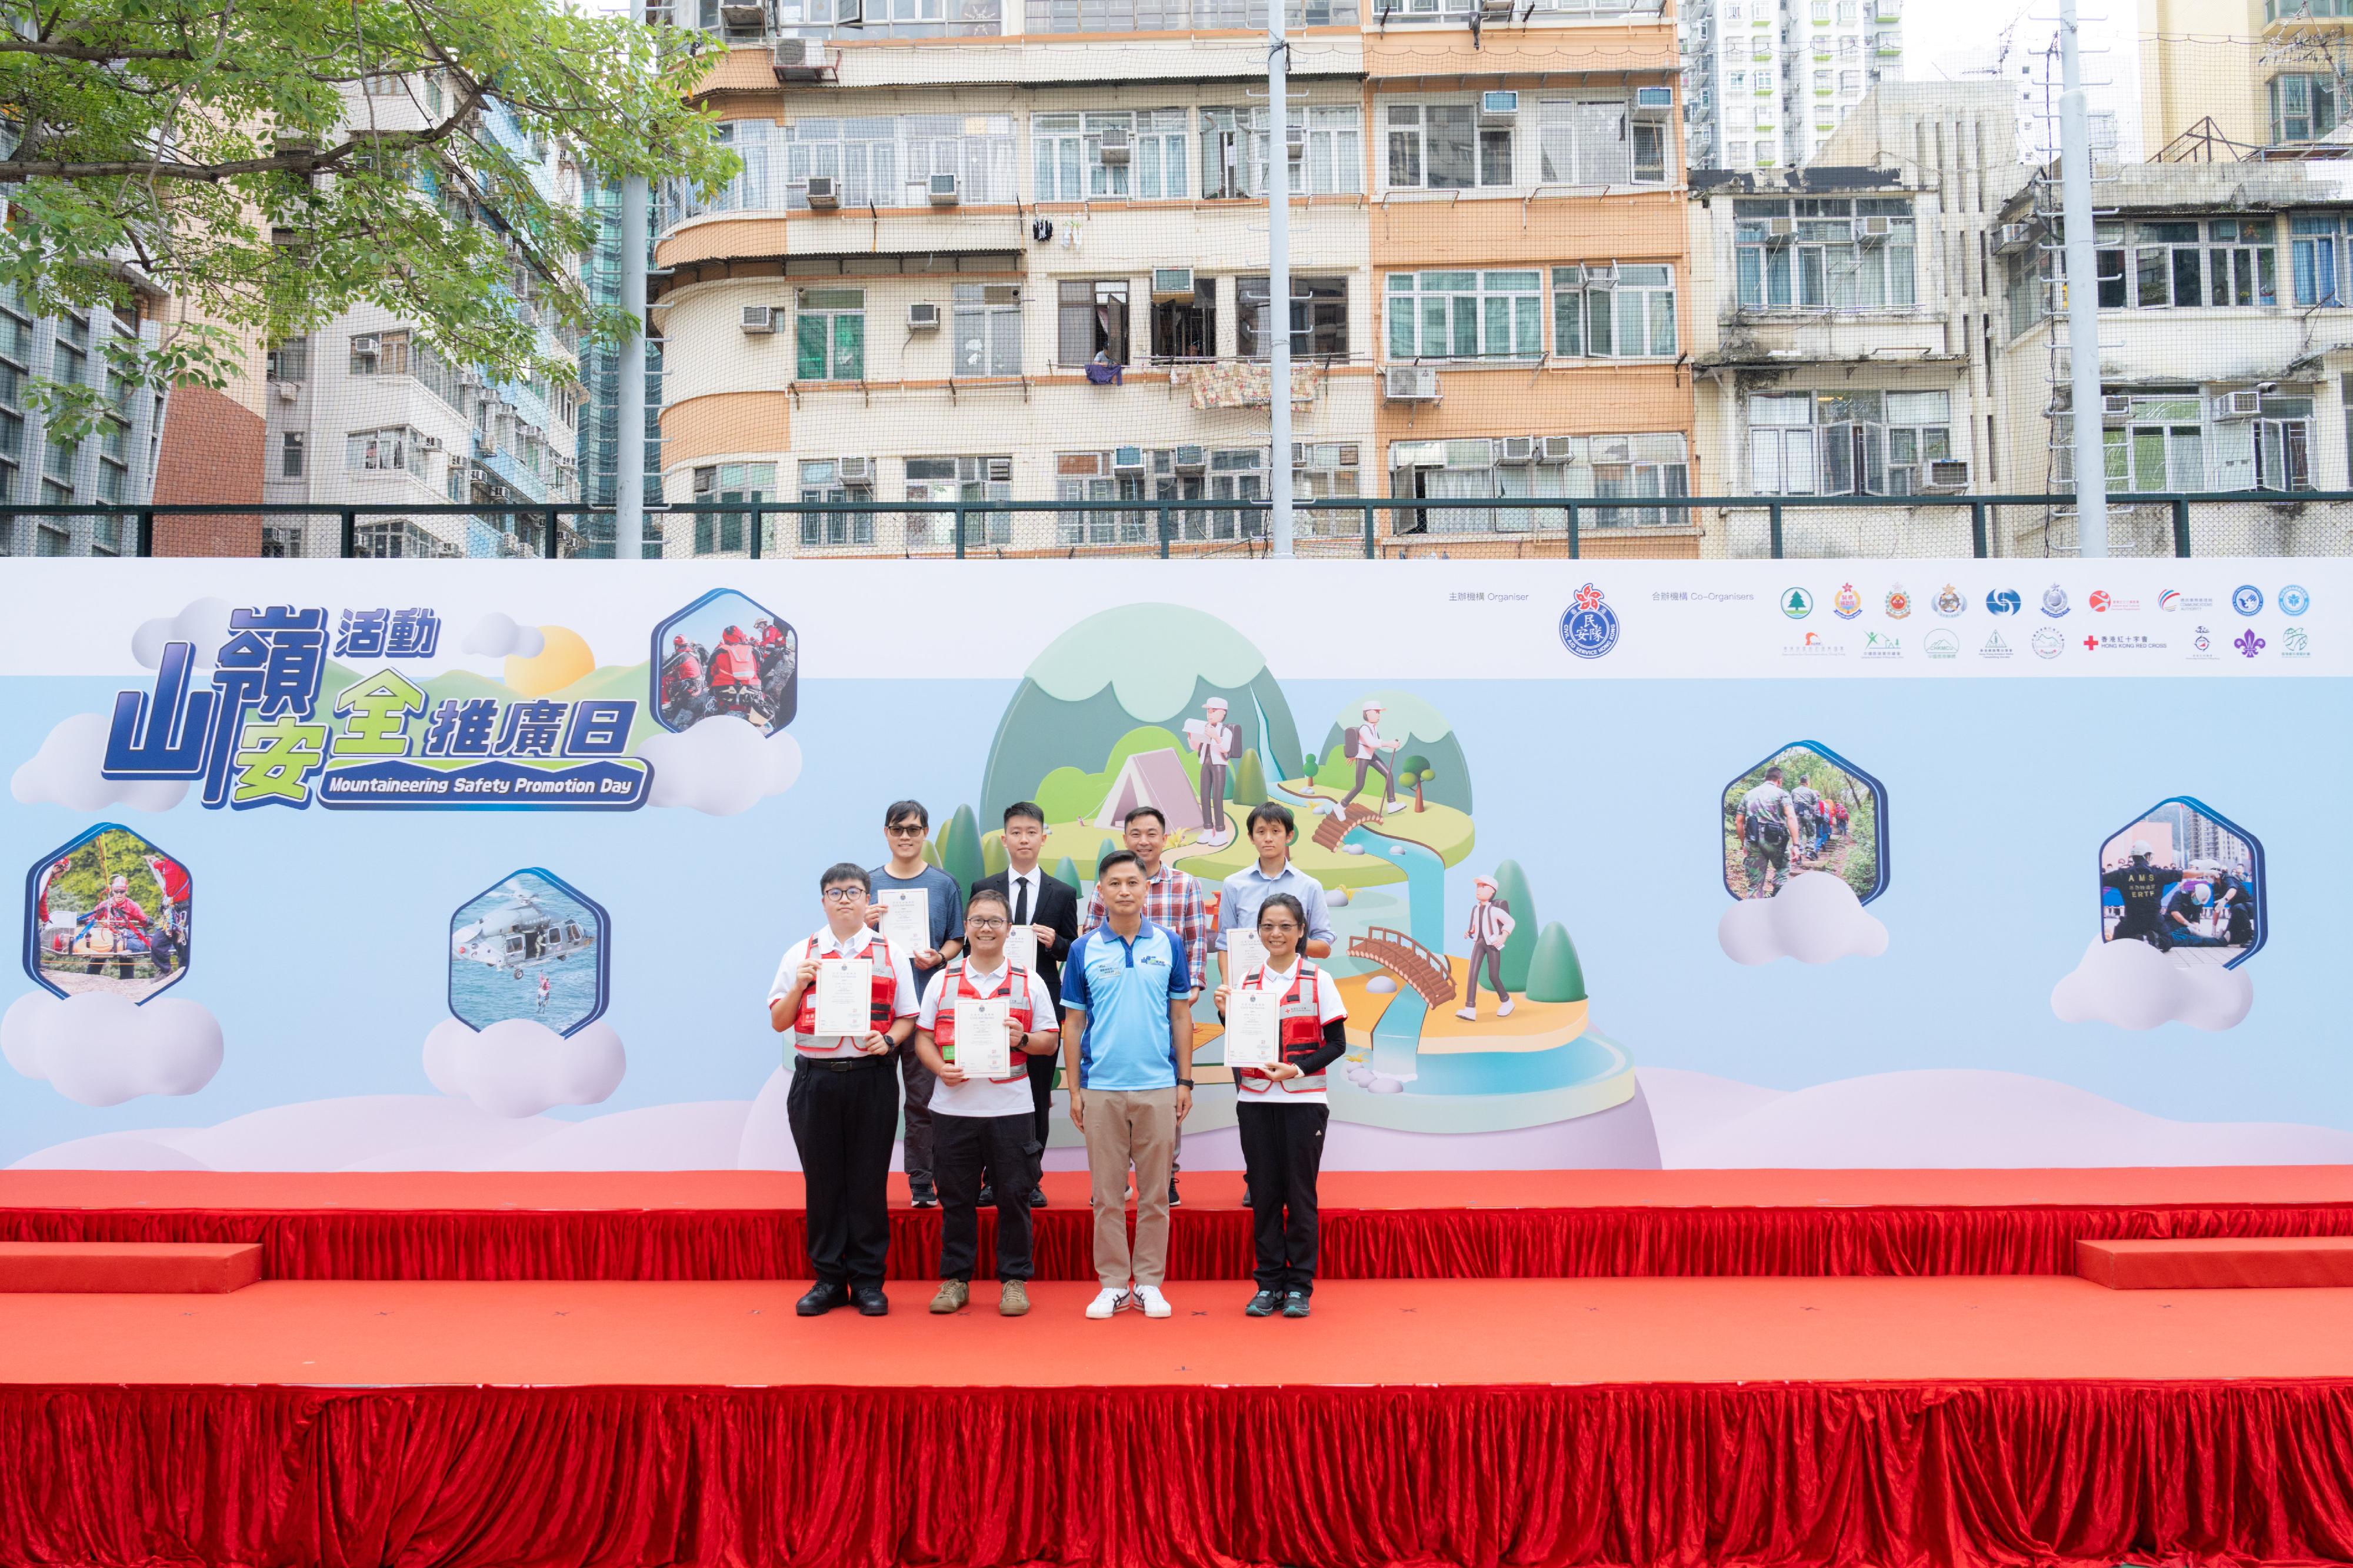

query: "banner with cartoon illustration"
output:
0 560 2342 1171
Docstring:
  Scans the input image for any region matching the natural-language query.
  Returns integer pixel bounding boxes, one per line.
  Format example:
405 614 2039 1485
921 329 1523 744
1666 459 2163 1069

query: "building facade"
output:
1679 0 1903 174
0 289 170 558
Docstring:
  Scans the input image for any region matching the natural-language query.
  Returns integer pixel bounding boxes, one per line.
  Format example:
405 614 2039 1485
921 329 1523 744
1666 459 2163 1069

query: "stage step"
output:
2077 1237 2353 1290
0 1242 262 1294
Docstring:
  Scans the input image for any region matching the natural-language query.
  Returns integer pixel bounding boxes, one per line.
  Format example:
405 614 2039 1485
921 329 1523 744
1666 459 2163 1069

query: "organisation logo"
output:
1781 588 1816 620
1884 585 1913 619
2188 625 2218 662
1782 630 1846 658
1862 631 1903 660
1986 588 2023 616
2235 629 2266 659
1832 583 1864 620
2280 584 2311 617
2084 633 2167 653
2282 625 2311 659
1979 631 2012 660
2159 590 2213 613
1558 583 1621 660
2031 627 2064 659
2233 585 2265 617
1933 584 1967 617
1924 629 1960 659
2040 584 2071 618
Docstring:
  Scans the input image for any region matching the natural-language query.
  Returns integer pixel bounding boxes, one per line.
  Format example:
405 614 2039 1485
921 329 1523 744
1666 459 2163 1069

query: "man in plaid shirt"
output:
1082 805 1205 1202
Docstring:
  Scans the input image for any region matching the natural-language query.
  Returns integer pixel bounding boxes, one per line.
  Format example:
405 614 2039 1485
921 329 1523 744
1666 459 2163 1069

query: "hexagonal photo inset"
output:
448 869 610 1037
25 824 191 1003
1723 741 1888 904
652 589 797 736
2099 798 2264 969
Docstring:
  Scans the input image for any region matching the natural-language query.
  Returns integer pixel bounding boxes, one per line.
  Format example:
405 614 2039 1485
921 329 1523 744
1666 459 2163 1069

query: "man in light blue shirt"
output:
1061 849 1192 1320
1218 803 1335 970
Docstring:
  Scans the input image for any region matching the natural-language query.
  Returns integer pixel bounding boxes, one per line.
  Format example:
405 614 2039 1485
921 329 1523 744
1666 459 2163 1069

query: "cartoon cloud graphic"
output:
2 990 222 1106
461 612 546 660
423 1016 626 1118
130 599 234 670
1718 871 1889 965
12 713 188 812
2051 938 2254 1032
637 718 802 815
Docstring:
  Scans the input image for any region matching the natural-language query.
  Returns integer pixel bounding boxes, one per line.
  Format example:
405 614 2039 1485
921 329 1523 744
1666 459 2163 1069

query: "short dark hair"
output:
1246 802 1295 837
820 862 871 896
966 886 1011 918
1096 849 1145 880
1764 766 1783 781
1003 800 1046 828
1122 805 1166 831
885 799 929 830
1256 892 1308 932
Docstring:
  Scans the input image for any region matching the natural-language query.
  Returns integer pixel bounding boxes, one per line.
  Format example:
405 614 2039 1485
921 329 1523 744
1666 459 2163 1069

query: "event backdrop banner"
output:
0 560 2343 1172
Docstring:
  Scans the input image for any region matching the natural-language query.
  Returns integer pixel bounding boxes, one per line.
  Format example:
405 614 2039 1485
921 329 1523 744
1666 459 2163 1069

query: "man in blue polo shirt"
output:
1061 849 1192 1320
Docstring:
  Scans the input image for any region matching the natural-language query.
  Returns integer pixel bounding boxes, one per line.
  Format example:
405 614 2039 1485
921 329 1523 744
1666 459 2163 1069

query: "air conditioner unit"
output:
1995 222 2035 252
838 456 874 483
1496 436 1537 466
1480 91 1520 125
771 37 827 78
275 381 299 402
1384 365 1440 402
1859 215 1894 238
2101 394 2134 427
1478 0 1512 17
693 466 716 494
805 174 841 209
416 434 444 452
721 2 766 27
1922 458 1969 491
1112 445 1146 475
1151 266 1196 299
741 305 775 334
1172 444 1208 474
928 172 961 206
1541 435 1582 463
1098 126 1132 166
2210 389 2262 421
986 456 1012 482
1767 217 1796 239
1285 125 1308 159
1336 443 1360 467
1632 85 1675 120
350 333 380 357
907 302 942 330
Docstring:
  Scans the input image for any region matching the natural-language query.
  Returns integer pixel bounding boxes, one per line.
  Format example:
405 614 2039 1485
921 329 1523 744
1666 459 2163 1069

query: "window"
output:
1237 275 1348 359
906 455 1012 548
2108 219 2278 308
795 288 864 381
899 112 1017 205
1056 452 1152 547
691 461 775 554
1385 271 1542 360
796 459 874 548
2207 218 2279 306
1292 442 1361 517
1151 277 1217 361
1386 103 1502 190
1387 432 1689 533
267 338 310 381
52 341 85 387
2207 394 2316 492
769 115 1015 211
1025 0 1358 34
1132 109 1189 198
1536 100 1651 188
2094 396 2204 493
951 283 1021 376
1032 113 1086 201
2292 215 2343 306
2272 72 2341 144
1747 390 1954 495
1031 110 1188 200
2131 222 2203 308
282 432 305 478
345 428 415 473
1058 279 1130 366
1552 264 1677 358
1733 198 1917 309
1292 106 1362 195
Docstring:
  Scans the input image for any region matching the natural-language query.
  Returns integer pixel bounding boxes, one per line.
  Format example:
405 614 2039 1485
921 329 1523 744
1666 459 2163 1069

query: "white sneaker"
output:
1133 1285 1174 1319
1086 1287 1130 1319
1384 800 1408 813
1454 1006 1477 1022
1497 998 1516 1017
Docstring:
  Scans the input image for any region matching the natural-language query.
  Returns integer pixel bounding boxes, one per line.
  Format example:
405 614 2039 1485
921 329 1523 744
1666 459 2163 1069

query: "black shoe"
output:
1168 1176 1181 1207
1282 1291 1312 1319
1240 1183 1252 1208
796 1282 849 1317
978 1183 995 1207
853 1283 890 1316
909 1186 939 1209
1028 1186 1048 1208
1244 1290 1281 1317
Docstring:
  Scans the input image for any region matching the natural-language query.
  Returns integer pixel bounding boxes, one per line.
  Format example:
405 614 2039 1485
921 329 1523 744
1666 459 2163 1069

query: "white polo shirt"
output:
768 923 919 1060
1232 958 1347 1106
916 959 1055 1119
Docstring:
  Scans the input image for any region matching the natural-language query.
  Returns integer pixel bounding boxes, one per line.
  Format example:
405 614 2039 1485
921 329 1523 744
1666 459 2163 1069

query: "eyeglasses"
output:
886 823 926 837
966 916 1008 931
822 888 866 903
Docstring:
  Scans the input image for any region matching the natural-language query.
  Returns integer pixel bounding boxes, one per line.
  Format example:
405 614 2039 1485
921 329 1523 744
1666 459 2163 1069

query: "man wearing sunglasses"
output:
865 799 965 1208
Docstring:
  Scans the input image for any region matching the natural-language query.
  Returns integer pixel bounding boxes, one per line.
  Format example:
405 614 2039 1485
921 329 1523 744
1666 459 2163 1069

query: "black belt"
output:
795 1053 894 1074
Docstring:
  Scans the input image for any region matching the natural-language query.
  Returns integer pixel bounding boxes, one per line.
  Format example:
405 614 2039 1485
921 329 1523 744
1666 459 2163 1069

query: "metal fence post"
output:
2171 497 2192 558
1970 501 1989 559
954 505 966 560
135 508 154 558
1362 502 1376 559
1567 502 1580 560
544 508 562 559
1768 502 1785 559
751 502 765 561
339 510 358 559
1158 505 1171 561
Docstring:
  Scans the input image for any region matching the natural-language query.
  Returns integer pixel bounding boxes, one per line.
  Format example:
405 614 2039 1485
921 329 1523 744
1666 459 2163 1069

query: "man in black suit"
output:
971 799 1081 1209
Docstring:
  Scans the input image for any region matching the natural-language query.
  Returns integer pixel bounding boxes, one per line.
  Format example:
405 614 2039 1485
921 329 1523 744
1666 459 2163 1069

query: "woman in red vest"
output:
1213 892 1347 1319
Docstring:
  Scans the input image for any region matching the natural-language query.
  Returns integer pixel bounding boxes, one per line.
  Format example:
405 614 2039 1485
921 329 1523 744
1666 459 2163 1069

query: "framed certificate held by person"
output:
814 957 875 1037
1224 929 1267 986
1224 986 1281 1070
1001 925 1038 973
877 888 929 953
952 996 1012 1077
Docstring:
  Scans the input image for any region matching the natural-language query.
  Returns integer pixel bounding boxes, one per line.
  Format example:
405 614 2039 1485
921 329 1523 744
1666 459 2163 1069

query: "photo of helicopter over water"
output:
446 870 608 1036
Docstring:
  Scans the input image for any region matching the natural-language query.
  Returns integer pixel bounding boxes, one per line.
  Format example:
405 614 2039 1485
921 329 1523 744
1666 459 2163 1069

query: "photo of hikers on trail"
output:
29 828 191 1003
654 589 797 737
1723 745 1882 903
2098 802 2260 969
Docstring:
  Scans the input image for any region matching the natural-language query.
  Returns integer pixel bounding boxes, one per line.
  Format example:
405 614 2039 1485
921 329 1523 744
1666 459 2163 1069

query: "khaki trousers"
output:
1081 1086 1178 1290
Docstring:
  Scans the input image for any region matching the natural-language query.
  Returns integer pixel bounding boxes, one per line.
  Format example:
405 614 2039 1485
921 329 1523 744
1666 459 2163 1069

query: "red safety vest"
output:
930 959 1036 1083
791 933 900 1052
711 642 759 688
1235 961 1328 1096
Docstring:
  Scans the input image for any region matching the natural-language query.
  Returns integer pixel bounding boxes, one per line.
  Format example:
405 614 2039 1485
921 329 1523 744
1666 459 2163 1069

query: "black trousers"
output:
1018 1049 1058 1190
786 1056 900 1287
935 1111 1039 1282
1235 1099 1328 1295
898 1049 936 1191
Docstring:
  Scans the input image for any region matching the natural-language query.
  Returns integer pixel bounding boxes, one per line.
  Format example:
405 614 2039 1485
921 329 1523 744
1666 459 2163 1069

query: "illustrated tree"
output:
936 805 986 889
1525 922 1587 1004
1302 751 1319 784
1052 855 1080 889
1492 859 1538 993
1231 748 1267 808
921 838 942 871
0 0 739 438
1091 837 1118 881
1397 753 1432 812
981 830 1008 878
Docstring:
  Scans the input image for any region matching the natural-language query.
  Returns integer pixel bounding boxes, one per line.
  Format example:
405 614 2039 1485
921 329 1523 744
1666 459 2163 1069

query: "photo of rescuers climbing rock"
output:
27 825 191 1003
1722 742 1887 903
654 589 798 736
2098 799 2265 969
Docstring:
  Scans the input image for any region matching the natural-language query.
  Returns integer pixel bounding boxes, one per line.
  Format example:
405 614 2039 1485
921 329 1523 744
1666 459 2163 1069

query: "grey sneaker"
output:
928 1279 969 1314
998 1280 1031 1316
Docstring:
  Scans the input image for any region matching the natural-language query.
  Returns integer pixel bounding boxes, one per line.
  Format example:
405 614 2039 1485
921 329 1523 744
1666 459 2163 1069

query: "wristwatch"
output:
1176 1079 1194 1088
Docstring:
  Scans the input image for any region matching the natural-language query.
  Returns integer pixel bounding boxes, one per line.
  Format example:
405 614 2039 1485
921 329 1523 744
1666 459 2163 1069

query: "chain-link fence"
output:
11 494 2353 559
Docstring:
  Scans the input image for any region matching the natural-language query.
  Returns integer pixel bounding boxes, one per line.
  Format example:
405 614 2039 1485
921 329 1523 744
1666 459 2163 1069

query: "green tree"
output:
0 0 738 438
1091 836 1118 880
1302 751 1319 783
921 838 941 871
1397 753 1432 812
1232 748 1267 808
1526 921 1587 1003
981 830 1008 878
1493 859 1538 992
1052 855 1080 889
936 805 985 890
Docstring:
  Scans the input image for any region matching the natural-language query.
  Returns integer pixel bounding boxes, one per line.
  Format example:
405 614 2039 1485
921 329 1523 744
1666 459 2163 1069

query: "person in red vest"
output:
1213 891 1347 1319
707 625 764 721
911 886 1058 1317
768 862 921 1317
144 853 191 973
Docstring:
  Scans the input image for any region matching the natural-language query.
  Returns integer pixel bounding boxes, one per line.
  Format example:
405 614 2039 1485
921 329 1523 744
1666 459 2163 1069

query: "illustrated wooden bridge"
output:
1347 925 1457 1007
1311 802 1380 852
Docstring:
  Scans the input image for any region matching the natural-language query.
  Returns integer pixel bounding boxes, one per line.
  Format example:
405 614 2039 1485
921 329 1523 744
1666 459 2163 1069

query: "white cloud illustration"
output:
461 612 546 659
1718 870 1889 966
424 1016 626 1118
131 598 234 669
2051 938 2254 1032
12 711 188 812
637 718 801 815
1 990 222 1106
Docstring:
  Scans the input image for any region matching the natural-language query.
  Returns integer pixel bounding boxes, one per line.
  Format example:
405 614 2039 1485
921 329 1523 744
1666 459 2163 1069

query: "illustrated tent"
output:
1092 748 1207 832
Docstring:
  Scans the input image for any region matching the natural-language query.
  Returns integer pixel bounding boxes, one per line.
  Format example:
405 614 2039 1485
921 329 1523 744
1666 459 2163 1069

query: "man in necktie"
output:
970 802 1079 1209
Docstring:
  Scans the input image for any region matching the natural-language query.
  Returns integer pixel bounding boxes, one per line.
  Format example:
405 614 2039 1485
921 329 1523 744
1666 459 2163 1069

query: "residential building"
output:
0 289 171 558
1679 0 1904 174
579 175 667 534
649 0 1690 557
2137 0 2261 156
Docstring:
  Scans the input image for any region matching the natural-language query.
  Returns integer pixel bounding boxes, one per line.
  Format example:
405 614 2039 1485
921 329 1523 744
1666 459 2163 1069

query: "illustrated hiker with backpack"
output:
1338 702 1406 815
1734 766 1804 899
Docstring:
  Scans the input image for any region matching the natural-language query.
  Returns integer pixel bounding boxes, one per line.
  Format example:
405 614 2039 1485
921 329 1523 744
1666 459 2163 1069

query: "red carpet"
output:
4 1276 2353 1567
8 1166 2353 1280
2078 1235 2353 1289
0 1240 261 1293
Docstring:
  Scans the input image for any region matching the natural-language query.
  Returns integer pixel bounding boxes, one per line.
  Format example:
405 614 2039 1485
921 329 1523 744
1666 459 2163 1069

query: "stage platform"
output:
4 1275 2352 1567
6 1166 2353 1281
